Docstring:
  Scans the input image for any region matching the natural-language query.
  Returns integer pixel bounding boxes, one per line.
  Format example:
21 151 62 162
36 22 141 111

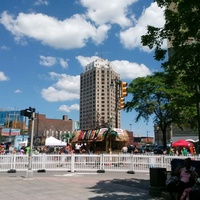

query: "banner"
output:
1 128 20 136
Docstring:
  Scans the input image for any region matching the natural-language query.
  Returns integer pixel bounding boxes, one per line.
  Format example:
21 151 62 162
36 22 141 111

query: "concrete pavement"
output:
0 171 166 200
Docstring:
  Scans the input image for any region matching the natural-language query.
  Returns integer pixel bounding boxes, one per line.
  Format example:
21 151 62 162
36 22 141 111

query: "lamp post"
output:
110 79 121 128
28 112 35 170
110 79 127 128
26 109 35 178
20 107 36 178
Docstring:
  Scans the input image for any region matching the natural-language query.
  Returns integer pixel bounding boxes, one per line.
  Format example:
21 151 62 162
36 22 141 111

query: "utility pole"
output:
110 79 127 128
20 107 36 178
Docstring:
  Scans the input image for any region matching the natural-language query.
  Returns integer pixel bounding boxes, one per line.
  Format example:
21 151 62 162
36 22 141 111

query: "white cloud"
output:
111 60 152 79
41 72 80 102
76 55 99 69
0 45 10 50
39 55 57 66
80 0 137 27
0 71 9 81
76 56 152 80
14 89 22 93
39 55 68 69
0 11 110 49
58 104 80 113
34 0 49 6
0 1 164 52
59 58 68 69
119 2 166 52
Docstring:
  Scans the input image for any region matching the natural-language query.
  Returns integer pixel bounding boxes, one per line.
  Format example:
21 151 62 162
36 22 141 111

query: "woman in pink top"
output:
177 158 196 199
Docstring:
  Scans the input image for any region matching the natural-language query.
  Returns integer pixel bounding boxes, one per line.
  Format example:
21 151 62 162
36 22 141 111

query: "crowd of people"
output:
121 144 139 154
169 146 196 156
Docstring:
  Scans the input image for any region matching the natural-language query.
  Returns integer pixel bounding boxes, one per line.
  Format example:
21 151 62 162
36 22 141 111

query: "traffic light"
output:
119 97 125 110
121 82 127 97
20 107 35 119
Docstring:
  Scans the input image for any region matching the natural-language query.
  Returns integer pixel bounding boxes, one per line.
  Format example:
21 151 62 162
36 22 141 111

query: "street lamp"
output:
110 79 120 128
110 79 127 128
20 107 36 178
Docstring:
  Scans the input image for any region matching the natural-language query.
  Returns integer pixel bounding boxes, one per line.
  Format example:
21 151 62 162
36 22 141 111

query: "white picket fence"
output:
0 154 200 173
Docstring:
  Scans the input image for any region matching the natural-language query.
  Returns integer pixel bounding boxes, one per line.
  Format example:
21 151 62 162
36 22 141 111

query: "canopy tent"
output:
185 139 198 143
172 139 194 147
45 136 66 146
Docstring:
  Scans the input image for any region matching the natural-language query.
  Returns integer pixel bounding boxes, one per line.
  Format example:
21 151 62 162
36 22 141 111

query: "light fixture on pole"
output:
110 79 128 128
110 79 120 128
20 107 36 178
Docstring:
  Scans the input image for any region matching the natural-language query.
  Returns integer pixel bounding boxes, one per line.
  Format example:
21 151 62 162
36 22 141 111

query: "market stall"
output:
45 136 66 146
71 128 130 153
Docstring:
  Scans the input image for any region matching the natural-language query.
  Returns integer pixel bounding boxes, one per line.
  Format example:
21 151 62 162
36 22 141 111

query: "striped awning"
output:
71 128 129 143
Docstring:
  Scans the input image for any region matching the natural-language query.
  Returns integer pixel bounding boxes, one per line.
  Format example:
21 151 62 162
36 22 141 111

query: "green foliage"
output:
102 123 119 153
140 0 200 147
61 131 75 142
125 72 196 147
141 0 200 92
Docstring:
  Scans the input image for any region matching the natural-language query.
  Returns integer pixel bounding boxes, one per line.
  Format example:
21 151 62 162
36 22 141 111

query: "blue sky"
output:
0 0 165 137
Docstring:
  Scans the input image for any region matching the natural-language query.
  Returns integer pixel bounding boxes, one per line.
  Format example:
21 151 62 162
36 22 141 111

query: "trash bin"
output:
150 167 166 187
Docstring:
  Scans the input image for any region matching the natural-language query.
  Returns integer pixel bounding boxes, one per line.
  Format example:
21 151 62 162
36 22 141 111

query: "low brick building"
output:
33 114 73 146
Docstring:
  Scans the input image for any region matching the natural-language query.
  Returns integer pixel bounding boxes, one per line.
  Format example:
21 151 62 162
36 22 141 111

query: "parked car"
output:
142 144 157 153
153 145 169 154
136 145 157 154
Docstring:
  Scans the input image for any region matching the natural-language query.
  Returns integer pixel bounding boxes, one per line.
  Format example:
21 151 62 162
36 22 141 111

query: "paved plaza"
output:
0 171 166 200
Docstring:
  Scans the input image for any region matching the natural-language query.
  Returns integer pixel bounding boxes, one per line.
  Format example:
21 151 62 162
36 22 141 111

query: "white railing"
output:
0 154 200 173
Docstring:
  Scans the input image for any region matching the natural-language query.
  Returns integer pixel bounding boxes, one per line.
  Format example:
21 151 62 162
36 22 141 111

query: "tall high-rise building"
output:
80 58 121 130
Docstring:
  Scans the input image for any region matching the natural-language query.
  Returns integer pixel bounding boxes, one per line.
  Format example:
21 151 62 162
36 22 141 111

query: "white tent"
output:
45 136 66 146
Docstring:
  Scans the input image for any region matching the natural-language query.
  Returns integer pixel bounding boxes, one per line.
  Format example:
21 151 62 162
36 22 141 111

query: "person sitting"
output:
166 158 196 200
180 165 200 200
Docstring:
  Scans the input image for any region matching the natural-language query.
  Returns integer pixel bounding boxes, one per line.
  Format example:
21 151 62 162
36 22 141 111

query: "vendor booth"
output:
172 139 194 147
71 128 130 153
45 136 66 146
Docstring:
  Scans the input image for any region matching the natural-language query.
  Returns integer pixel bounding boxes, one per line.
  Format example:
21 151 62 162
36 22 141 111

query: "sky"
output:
0 0 165 137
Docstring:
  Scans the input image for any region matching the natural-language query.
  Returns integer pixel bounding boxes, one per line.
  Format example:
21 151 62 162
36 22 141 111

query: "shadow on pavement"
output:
88 178 150 200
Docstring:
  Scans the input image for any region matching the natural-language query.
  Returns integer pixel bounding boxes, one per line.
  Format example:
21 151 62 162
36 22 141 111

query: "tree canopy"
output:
138 0 200 147
142 0 200 91
125 72 196 147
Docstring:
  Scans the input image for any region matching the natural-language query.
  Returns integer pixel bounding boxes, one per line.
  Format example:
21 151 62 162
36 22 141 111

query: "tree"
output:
102 117 119 153
141 0 200 149
61 131 75 144
141 1 200 86
125 72 196 148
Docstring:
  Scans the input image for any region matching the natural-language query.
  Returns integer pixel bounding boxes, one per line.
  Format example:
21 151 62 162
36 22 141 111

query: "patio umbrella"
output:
172 139 194 147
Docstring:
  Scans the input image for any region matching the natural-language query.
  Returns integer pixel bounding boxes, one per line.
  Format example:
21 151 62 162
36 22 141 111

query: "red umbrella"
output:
172 139 194 147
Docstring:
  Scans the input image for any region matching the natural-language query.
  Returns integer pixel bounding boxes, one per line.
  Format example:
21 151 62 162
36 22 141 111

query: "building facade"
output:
34 114 73 139
0 110 73 146
0 110 24 128
80 58 121 130
154 124 199 145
